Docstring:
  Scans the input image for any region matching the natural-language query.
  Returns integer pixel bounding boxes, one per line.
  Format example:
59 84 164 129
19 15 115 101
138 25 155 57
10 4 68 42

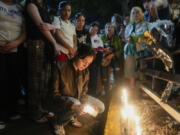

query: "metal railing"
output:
137 49 180 122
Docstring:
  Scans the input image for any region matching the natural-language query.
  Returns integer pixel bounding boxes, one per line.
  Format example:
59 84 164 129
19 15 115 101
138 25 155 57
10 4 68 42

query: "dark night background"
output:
46 0 144 27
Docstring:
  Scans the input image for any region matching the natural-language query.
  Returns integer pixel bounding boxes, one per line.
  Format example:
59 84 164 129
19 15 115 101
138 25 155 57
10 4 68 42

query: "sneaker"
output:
35 112 54 123
54 125 65 135
9 114 21 120
70 116 82 128
0 121 6 130
35 115 49 123
47 112 54 118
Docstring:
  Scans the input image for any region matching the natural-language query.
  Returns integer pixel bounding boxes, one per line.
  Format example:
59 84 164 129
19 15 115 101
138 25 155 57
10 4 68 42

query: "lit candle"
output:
120 88 142 135
83 104 98 117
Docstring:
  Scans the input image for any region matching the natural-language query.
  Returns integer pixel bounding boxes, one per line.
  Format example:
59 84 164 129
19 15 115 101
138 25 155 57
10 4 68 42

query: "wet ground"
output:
104 83 180 135
0 95 110 135
1 82 180 135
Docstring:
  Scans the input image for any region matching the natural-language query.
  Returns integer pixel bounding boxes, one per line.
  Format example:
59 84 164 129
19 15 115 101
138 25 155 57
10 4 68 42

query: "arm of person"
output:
73 34 77 51
71 103 86 115
80 70 90 100
113 36 124 58
27 3 59 54
81 81 88 99
0 41 7 47
50 63 74 112
0 41 7 53
54 29 76 56
119 25 125 39
39 22 56 34
99 35 104 48
2 23 26 52
124 24 132 43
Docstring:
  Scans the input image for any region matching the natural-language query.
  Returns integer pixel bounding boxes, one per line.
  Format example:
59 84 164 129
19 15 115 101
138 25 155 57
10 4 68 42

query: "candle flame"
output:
84 105 96 115
136 126 141 135
122 88 128 104
121 88 142 135
121 110 128 119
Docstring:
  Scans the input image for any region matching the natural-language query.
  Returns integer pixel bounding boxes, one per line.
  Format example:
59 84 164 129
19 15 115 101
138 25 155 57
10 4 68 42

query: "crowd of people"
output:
0 0 178 135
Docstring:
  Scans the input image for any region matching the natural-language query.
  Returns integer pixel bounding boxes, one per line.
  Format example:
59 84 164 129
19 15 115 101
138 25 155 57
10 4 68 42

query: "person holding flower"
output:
124 7 148 89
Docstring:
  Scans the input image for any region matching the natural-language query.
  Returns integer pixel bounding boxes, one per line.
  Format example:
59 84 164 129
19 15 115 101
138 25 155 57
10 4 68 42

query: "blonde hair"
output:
130 7 144 23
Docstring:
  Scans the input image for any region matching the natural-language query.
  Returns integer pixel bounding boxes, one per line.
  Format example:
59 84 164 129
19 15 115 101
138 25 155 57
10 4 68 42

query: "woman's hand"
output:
104 48 112 54
71 104 86 115
0 41 7 53
0 41 6 47
68 47 76 58
53 43 61 56
106 53 114 60
0 41 18 53
39 23 56 34
82 105 99 117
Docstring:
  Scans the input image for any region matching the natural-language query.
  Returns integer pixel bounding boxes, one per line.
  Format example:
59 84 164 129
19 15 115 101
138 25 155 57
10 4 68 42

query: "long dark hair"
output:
75 12 85 20
25 0 48 10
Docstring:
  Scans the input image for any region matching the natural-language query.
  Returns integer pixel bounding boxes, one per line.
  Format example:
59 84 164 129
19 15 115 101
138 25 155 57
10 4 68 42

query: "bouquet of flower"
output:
137 28 173 72
129 33 145 45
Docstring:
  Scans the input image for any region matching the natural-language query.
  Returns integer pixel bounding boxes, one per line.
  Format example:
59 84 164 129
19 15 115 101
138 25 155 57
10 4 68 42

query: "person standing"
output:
143 0 156 22
75 12 90 48
52 1 77 61
0 0 26 129
25 0 59 122
124 7 148 89
88 22 104 96
101 23 124 94
111 13 123 35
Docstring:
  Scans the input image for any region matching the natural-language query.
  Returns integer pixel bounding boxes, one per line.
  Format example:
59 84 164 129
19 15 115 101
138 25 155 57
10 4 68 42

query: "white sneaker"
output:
54 125 65 135
35 112 54 123
0 121 6 130
47 112 54 117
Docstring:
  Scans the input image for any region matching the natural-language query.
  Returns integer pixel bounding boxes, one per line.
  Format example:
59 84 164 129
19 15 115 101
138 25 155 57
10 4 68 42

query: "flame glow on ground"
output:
121 88 142 135
83 104 97 116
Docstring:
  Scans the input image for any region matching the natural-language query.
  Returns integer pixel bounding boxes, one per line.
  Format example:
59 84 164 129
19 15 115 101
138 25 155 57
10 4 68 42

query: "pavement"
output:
0 96 109 135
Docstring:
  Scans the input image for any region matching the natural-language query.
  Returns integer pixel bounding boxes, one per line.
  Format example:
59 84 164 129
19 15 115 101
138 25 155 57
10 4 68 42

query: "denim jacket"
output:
124 21 148 56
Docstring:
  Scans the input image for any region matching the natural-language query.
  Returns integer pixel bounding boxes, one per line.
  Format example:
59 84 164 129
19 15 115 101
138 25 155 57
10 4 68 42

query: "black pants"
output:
27 40 52 120
88 52 103 96
0 53 21 121
101 57 124 92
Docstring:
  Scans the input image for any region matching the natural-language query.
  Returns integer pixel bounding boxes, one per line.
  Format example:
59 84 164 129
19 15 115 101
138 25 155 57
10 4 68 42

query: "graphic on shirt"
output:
93 39 100 44
0 5 21 17
78 35 87 44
